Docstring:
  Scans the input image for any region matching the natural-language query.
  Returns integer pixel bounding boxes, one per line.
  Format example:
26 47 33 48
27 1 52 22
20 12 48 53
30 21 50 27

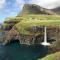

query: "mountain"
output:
18 4 56 16
51 7 60 14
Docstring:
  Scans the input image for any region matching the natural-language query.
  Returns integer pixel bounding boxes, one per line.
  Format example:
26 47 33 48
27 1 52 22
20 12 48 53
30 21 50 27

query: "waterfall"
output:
41 26 50 46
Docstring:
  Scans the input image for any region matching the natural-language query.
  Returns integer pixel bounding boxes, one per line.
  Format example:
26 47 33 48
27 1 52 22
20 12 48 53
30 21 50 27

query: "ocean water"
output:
0 32 48 60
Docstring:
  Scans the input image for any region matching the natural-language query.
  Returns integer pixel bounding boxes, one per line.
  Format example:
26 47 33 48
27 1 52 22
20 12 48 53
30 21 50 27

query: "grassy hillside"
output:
3 14 60 30
4 15 60 22
15 19 60 35
38 52 60 60
17 15 60 20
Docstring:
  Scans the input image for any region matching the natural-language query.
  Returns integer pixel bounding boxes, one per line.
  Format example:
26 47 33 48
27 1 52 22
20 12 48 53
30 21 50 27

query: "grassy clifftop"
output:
15 19 60 35
3 14 60 30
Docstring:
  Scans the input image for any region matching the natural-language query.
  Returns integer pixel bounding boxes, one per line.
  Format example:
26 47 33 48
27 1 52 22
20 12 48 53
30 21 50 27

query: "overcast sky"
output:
0 0 60 23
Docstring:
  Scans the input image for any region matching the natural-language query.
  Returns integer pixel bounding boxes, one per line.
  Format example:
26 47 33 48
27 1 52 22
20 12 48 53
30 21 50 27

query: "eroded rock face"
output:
47 26 60 54
4 26 60 46
3 27 20 45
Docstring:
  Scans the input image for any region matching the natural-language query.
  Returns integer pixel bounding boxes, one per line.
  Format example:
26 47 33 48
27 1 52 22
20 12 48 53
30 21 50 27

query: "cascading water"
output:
41 26 50 46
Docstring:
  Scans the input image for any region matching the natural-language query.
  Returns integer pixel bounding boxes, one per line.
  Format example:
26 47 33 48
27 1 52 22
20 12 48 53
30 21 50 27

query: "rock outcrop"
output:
3 26 43 45
3 27 20 45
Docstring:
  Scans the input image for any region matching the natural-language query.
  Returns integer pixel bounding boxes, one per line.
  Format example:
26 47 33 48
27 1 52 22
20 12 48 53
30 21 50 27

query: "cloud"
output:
29 0 60 9
0 0 6 9
16 0 25 10
16 0 60 9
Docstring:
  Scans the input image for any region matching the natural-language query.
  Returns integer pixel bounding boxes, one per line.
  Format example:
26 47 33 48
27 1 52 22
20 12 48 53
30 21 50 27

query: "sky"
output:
0 0 60 23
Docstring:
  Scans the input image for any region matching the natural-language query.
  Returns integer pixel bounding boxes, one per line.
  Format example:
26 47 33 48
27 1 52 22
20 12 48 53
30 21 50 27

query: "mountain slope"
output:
18 4 56 16
51 7 60 14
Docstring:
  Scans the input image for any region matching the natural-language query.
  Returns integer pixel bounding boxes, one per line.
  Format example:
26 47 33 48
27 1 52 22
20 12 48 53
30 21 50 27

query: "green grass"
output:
15 20 60 35
38 52 60 60
4 15 60 23
4 14 60 27
3 14 60 35
19 15 60 20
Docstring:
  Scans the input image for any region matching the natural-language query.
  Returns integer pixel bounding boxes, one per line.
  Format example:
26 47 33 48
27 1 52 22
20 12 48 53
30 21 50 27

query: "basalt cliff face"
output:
3 26 60 46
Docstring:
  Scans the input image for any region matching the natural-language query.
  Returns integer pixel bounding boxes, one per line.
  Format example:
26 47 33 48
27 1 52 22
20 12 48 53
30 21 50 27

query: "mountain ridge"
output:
17 4 56 16
51 7 60 14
